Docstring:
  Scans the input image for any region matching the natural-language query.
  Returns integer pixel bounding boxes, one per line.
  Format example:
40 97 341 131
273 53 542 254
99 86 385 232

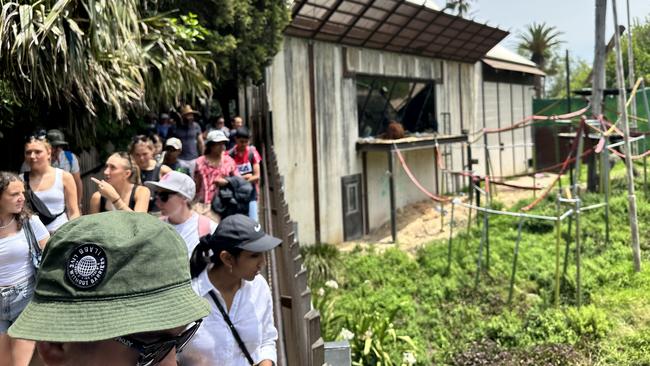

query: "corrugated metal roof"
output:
485 44 537 67
286 0 509 63
483 57 546 76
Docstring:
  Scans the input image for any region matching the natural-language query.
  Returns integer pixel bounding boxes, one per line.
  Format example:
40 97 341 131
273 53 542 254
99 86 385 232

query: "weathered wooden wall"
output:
267 36 479 244
471 63 535 179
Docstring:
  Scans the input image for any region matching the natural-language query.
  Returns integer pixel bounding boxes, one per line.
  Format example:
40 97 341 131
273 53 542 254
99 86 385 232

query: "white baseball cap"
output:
145 171 195 200
165 137 182 150
205 130 229 144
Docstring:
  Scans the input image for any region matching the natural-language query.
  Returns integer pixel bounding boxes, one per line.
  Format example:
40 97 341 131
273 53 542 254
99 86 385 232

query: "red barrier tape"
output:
394 146 451 203
482 105 590 134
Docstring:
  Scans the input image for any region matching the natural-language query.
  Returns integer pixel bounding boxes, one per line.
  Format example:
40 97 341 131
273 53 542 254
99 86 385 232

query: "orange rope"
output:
394 146 451 203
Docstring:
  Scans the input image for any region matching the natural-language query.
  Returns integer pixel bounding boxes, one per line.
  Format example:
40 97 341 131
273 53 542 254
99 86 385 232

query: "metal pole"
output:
604 137 611 244
555 194 562 307
566 49 572 112
388 150 397 243
446 202 455 274
573 120 585 197
625 0 637 129
641 80 650 197
612 0 642 271
575 198 582 307
508 217 525 305
475 213 487 288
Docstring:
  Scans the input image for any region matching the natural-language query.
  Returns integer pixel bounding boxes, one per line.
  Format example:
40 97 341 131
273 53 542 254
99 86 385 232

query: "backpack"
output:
63 150 74 168
22 172 65 226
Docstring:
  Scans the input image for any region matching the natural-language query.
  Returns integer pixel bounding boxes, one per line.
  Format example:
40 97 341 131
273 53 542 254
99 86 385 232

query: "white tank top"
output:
0 216 49 286
34 168 68 232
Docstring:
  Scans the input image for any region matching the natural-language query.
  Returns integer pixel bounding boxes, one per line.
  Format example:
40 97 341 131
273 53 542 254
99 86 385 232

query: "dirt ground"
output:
338 173 559 255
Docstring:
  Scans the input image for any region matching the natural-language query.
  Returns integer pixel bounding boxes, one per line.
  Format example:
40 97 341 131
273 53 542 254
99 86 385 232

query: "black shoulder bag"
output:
208 291 255 365
23 218 43 270
23 172 64 226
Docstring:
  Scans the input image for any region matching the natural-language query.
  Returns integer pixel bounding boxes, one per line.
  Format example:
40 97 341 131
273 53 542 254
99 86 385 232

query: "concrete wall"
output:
266 37 317 243
267 36 478 244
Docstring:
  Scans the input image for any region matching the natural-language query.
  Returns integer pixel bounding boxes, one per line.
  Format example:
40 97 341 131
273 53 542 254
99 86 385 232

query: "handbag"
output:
208 291 256 366
23 172 64 226
23 218 43 270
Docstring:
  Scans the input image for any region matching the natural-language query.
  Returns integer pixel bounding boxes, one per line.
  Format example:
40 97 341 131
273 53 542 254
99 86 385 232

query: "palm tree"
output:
443 0 475 17
0 0 212 126
517 22 563 98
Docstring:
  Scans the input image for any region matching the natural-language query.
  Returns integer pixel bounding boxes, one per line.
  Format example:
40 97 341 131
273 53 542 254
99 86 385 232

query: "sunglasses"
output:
157 191 177 202
114 320 202 366
25 130 47 142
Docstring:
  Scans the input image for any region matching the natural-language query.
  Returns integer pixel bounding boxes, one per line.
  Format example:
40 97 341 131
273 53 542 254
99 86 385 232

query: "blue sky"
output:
469 0 650 64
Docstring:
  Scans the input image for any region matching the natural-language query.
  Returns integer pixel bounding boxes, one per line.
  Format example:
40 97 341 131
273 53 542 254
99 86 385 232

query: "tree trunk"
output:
612 0 642 272
592 0 607 116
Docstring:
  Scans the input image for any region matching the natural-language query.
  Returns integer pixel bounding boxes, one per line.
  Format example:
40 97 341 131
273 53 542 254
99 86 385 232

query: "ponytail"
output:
189 236 212 278
188 233 244 278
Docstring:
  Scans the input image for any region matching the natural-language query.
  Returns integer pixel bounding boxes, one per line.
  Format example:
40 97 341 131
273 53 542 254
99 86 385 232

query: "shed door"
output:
341 174 363 241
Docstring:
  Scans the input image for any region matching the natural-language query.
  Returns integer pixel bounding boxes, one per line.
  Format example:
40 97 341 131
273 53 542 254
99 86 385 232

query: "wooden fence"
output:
252 83 324 366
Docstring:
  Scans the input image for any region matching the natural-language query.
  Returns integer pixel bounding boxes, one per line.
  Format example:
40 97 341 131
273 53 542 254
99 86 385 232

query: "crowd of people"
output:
0 105 277 366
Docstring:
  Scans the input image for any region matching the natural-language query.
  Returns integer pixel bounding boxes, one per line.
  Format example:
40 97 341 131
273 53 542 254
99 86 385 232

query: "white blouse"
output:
179 270 278 366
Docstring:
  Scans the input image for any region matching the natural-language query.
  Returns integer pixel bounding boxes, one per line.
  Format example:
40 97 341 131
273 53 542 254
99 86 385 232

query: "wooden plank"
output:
311 338 325 366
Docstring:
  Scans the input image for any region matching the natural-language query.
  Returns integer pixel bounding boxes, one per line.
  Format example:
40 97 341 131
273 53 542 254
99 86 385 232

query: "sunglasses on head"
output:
157 191 177 202
26 130 47 142
114 320 202 366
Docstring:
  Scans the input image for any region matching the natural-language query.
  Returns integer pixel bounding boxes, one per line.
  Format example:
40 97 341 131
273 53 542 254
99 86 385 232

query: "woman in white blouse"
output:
180 214 281 366
0 172 50 366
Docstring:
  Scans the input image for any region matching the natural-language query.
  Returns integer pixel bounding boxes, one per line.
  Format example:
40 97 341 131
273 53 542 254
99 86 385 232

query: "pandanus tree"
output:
517 22 564 98
0 0 213 141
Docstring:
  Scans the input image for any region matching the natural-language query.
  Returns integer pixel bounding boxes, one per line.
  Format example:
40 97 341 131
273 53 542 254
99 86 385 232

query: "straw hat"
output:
180 104 200 116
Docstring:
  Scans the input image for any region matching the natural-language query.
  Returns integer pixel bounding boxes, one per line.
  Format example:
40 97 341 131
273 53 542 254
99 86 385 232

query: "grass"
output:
307 160 650 365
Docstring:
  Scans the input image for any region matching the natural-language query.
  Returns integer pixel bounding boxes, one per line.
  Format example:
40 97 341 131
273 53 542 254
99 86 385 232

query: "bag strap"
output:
64 150 74 167
23 219 42 268
197 215 211 238
208 291 255 365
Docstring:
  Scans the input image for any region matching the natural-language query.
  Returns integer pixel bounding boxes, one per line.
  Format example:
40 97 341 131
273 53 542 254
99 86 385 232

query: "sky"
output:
466 0 650 64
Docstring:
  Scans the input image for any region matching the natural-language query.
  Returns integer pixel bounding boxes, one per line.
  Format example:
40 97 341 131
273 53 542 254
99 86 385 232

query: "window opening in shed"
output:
357 76 437 138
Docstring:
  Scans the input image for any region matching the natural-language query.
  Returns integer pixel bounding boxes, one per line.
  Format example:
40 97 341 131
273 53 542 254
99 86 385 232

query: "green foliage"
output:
161 0 290 84
301 243 342 284
547 57 593 98
311 171 650 364
606 16 650 87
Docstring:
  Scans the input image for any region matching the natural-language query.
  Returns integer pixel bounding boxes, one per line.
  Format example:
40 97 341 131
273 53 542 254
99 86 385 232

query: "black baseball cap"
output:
211 214 281 252
235 127 250 139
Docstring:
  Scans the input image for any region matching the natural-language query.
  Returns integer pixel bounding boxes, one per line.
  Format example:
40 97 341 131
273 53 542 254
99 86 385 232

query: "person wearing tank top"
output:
89 152 150 214
129 136 162 213
23 137 79 233
0 172 50 366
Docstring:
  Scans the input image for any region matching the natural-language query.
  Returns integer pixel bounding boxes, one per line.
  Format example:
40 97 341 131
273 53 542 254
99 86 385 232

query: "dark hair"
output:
189 234 243 278
0 171 31 229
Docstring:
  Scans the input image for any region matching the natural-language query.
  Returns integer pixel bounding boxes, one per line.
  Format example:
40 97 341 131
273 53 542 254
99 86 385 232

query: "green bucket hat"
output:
9 211 210 342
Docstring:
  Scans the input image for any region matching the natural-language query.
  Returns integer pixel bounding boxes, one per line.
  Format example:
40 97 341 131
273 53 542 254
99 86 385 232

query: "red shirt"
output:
229 146 262 177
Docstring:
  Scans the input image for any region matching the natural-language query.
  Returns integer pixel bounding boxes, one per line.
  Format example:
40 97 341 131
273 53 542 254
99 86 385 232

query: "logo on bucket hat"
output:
65 243 107 290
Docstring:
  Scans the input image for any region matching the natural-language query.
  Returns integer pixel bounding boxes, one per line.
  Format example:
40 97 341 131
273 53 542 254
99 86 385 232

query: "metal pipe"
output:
307 42 321 244
508 217 525 304
575 199 582 307
554 195 562 307
388 150 397 243
446 202 455 274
